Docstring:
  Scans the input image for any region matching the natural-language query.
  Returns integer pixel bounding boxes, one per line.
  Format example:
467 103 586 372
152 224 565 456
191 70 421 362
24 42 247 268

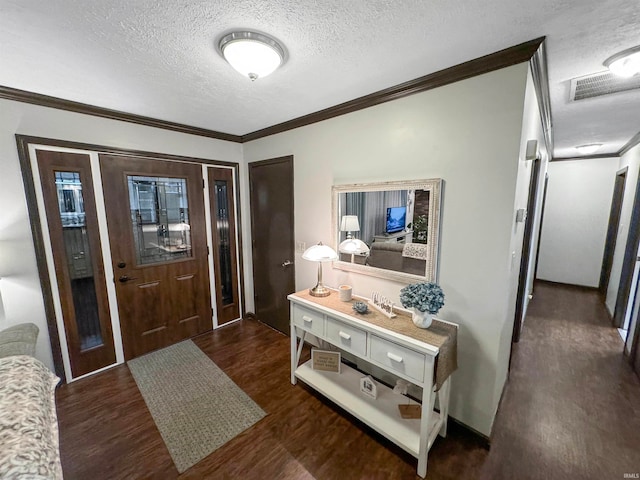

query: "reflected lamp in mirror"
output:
302 242 338 297
340 215 360 239
338 238 370 263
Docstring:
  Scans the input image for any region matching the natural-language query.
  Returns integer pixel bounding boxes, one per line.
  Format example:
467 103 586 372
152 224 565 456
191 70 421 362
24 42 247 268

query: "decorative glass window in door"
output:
214 180 234 306
127 176 191 265
55 171 103 350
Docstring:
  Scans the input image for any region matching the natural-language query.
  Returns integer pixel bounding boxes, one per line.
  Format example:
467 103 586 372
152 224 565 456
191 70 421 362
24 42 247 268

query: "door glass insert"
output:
127 175 191 265
215 180 234 305
55 171 103 351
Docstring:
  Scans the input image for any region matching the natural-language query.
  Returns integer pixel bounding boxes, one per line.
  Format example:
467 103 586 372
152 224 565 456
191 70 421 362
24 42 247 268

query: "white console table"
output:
289 289 458 478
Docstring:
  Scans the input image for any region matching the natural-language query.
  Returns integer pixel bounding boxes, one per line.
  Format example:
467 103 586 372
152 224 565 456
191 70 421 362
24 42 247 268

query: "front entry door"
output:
249 156 295 334
100 155 211 359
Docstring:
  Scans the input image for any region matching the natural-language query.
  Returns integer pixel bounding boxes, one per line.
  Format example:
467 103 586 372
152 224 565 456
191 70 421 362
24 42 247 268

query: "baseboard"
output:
534 279 599 291
448 417 491 450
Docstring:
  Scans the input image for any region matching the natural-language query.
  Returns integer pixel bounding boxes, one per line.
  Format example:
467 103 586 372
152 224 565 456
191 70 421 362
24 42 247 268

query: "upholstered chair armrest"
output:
0 323 39 358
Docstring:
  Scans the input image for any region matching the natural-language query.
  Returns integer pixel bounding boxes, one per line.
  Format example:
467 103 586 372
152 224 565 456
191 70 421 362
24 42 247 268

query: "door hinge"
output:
207 246 210 255
202 179 205 189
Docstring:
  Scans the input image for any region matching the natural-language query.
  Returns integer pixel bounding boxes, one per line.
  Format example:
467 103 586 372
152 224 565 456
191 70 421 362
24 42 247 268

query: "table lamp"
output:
340 215 360 239
302 242 338 297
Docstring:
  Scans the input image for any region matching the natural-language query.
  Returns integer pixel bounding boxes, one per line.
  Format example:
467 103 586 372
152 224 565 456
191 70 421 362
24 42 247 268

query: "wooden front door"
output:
36 150 116 377
100 155 211 359
249 156 295 334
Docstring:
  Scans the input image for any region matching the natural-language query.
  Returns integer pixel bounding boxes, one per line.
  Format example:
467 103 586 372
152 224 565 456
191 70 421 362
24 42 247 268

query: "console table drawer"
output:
370 335 425 383
292 304 324 336
326 317 367 356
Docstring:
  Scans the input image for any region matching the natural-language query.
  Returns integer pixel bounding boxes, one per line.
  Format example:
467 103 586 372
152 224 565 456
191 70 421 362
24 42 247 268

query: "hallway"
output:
482 281 640 479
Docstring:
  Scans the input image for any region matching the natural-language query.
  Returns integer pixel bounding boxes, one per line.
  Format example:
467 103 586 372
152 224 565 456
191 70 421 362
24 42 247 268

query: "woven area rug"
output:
128 340 266 473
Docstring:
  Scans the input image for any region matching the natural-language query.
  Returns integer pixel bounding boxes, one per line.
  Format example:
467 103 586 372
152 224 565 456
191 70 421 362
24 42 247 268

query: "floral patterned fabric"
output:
0 355 62 480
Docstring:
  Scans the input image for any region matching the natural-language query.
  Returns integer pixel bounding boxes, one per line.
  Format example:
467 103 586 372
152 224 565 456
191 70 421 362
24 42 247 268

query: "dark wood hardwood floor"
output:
56 281 640 479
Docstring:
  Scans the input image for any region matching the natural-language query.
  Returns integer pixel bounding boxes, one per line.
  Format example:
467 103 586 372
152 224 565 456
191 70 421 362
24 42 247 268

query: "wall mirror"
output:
331 178 443 283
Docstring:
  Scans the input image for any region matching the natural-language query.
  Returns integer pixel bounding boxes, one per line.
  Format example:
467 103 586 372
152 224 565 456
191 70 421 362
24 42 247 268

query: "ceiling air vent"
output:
570 71 640 101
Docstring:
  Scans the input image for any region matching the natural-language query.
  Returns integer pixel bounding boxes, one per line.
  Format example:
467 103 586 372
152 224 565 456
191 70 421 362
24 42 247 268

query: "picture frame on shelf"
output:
311 349 341 373
359 375 377 399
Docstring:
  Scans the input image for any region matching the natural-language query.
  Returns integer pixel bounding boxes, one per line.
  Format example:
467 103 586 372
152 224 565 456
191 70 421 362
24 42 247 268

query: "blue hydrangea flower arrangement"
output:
399 282 445 314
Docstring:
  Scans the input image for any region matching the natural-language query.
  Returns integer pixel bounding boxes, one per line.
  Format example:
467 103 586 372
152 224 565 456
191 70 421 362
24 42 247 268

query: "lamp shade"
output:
302 242 337 297
340 215 360 232
302 243 338 262
219 31 285 81
338 238 370 255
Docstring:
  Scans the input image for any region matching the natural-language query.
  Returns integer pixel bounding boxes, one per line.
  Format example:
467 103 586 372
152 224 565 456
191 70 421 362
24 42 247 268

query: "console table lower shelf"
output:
294 360 442 458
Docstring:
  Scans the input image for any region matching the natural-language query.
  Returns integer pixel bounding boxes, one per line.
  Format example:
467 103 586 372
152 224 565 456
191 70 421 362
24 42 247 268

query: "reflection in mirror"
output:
332 179 442 283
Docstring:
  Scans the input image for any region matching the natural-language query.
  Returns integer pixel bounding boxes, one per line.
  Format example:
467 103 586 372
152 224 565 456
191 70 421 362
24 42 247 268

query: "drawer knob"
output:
387 352 404 363
339 331 351 341
302 315 313 323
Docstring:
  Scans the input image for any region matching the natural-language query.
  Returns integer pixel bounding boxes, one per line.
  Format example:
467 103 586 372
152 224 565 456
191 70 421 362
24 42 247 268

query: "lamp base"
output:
309 285 331 297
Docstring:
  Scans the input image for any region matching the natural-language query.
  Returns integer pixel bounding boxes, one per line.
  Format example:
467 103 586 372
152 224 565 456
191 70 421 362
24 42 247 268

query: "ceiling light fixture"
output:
575 143 603 155
219 31 285 81
604 46 640 78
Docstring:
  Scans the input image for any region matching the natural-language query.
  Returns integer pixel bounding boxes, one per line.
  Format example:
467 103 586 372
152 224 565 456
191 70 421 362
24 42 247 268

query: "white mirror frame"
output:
331 178 443 284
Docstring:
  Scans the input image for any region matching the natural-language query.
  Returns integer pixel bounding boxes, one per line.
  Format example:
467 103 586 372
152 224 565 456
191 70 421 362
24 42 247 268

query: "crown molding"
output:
551 153 620 162
0 86 242 143
1 38 544 145
552 129 640 161
619 130 640 156
529 40 553 155
241 37 545 142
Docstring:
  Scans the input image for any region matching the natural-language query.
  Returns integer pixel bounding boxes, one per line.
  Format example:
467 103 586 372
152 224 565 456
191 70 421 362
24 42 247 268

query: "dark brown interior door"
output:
632 317 640 377
100 155 211 360
208 167 240 325
600 168 627 295
512 157 541 344
36 150 116 377
249 156 295 334
614 167 640 329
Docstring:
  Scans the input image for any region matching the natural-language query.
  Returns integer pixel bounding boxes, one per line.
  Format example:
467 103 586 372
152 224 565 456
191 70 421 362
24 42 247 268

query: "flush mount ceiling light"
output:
575 143 603 155
219 31 285 81
604 46 640 78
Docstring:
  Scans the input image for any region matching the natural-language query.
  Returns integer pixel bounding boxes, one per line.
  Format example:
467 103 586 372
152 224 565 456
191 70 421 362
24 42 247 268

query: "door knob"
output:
281 260 293 267
118 275 137 283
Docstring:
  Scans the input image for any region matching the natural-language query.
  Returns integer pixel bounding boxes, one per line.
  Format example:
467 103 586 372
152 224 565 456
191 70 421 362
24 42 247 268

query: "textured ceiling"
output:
1 0 639 157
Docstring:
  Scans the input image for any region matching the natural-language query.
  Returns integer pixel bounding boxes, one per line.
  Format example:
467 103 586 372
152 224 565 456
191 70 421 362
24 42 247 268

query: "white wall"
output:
0 99 243 372
492 68 550 407
606 144 640 336
537 157 619 287
243 63 530 436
